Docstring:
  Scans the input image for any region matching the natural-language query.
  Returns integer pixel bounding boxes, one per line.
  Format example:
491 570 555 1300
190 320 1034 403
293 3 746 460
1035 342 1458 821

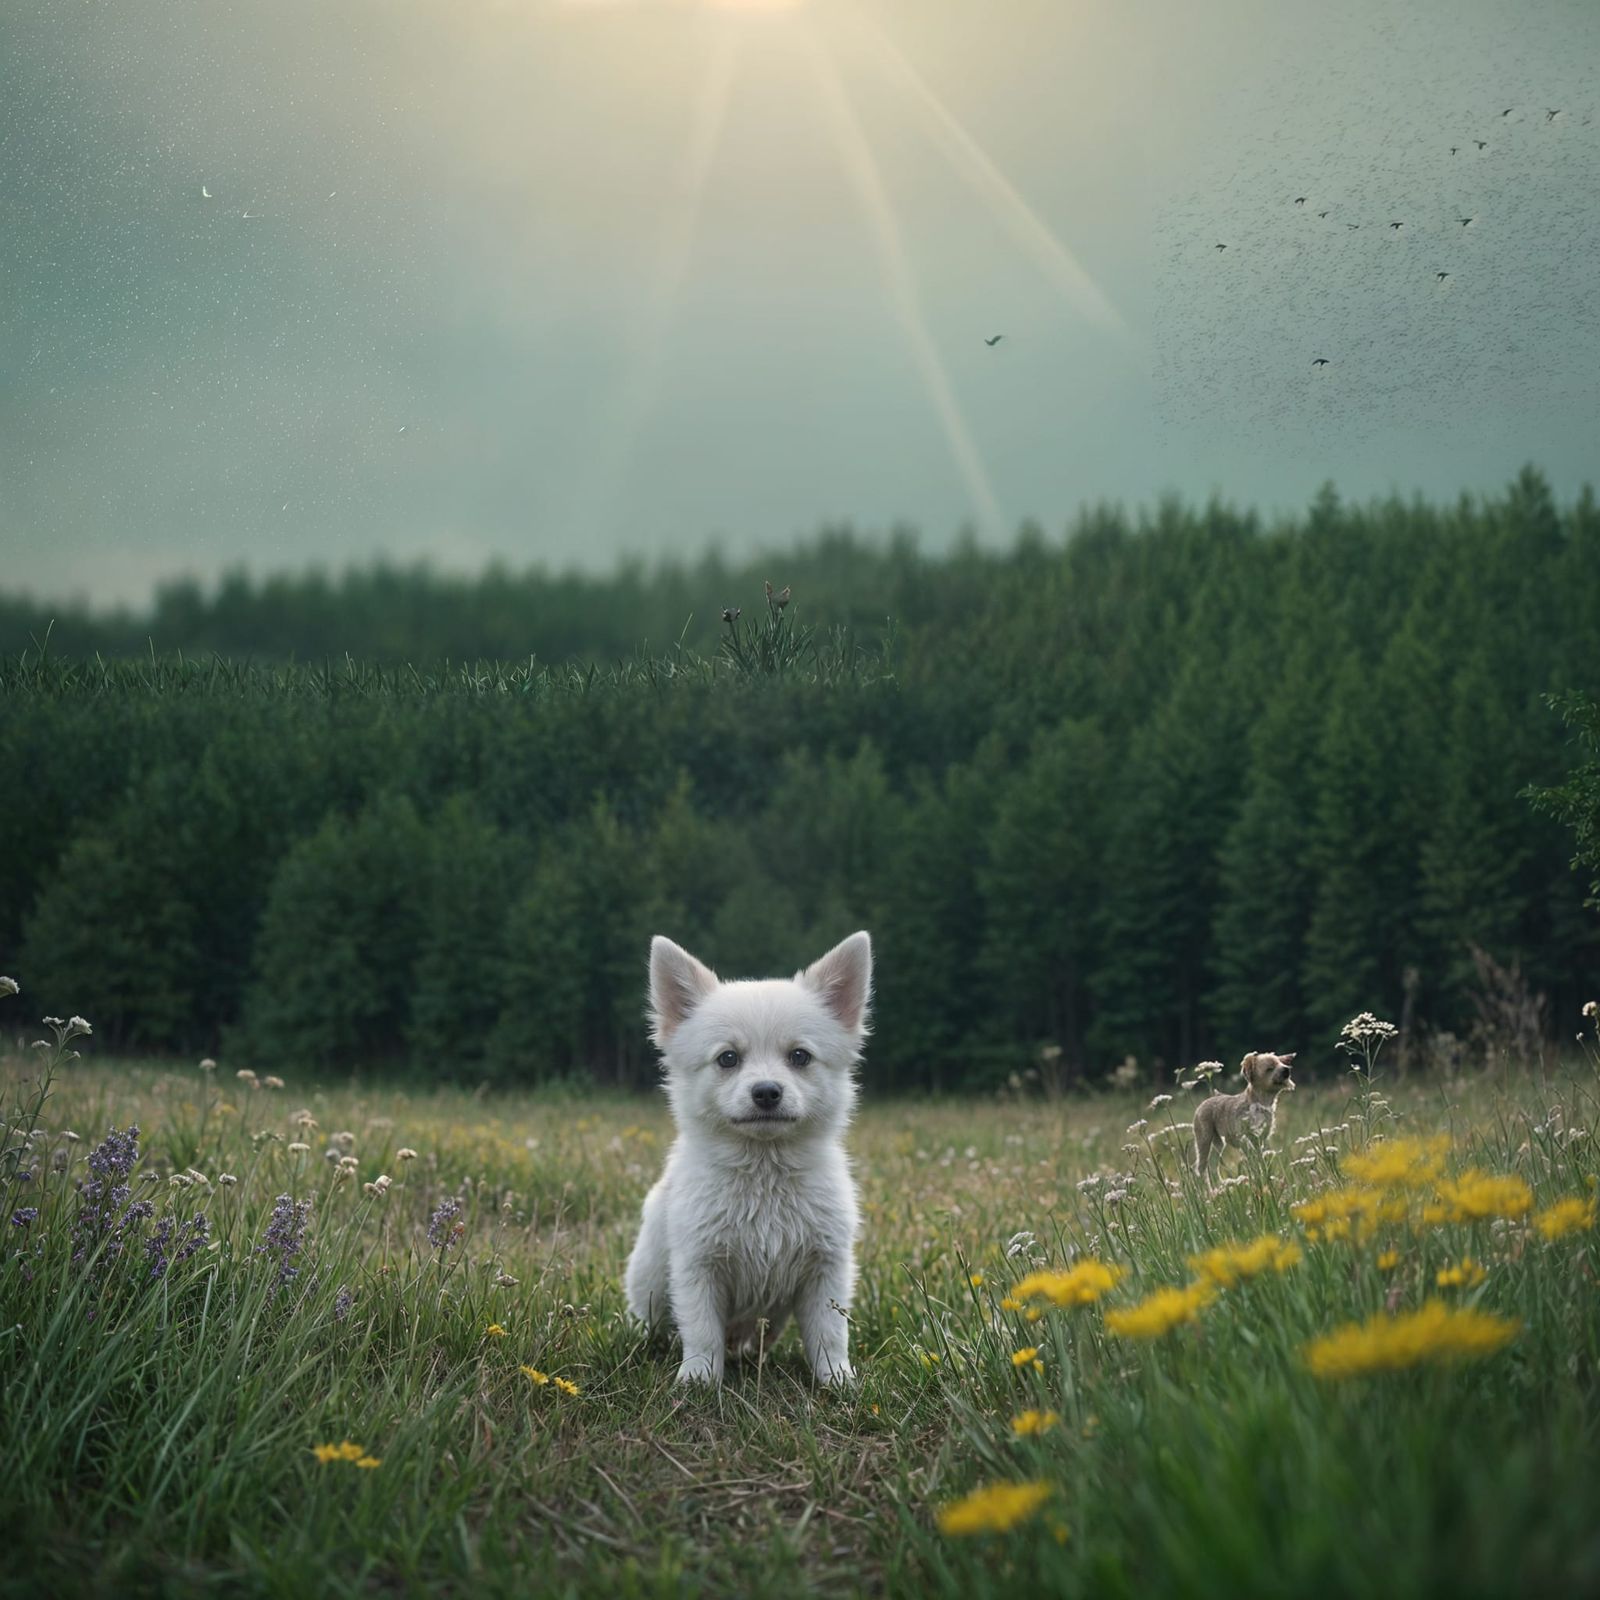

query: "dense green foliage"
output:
3 469 1598 1084
1528 691 1600 908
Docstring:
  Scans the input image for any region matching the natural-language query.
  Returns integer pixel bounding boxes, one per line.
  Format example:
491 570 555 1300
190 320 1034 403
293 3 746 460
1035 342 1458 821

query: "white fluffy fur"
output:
624 931 872 1386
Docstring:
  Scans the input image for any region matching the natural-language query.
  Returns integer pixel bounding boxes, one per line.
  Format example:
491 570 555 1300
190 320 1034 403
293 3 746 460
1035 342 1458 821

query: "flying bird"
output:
1449 146 1459 155
984 335 1004 346
397 425 406 434
1294 196 1307 206
201 185 213 198
1474 139 1488 150
1546 109 1562 122
1346 223 1361 230
242 210 258 219
1389 221 1405 230
1317 210 1330 219
1459 216 1475 227
1215 243 1228 251
1312 357 1331 367
1436 271 1451 283
1502 108 1514 117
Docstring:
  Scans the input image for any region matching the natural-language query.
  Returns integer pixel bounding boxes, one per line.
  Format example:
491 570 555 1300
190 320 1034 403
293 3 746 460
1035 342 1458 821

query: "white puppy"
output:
624 931 872 1386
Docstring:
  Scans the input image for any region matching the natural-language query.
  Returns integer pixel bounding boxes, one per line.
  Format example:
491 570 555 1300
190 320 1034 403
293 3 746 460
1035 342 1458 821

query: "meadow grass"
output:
3 1009 1599 1598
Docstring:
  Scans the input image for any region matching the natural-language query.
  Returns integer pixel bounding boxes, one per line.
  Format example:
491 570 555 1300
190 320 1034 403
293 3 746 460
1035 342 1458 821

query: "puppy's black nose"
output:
750 1081 784 1112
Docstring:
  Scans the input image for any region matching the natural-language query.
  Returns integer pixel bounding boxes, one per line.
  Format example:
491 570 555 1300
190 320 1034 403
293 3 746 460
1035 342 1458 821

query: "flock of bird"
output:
995 106 1586 368
1203 106 1587 371
1149 75 1598 438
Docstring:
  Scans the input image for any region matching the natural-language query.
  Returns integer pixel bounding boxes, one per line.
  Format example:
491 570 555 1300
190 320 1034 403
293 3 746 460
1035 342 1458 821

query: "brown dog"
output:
1193 1052 1296 1184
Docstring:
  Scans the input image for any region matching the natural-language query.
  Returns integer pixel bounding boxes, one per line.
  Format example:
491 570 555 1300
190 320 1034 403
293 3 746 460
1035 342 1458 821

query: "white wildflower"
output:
1339 1012 1397 1044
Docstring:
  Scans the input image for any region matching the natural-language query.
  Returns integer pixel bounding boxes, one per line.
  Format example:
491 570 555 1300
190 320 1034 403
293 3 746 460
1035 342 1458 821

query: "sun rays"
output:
853 16 1127 336
566 28 740 539
802 27 1004 536
572 4 1123 540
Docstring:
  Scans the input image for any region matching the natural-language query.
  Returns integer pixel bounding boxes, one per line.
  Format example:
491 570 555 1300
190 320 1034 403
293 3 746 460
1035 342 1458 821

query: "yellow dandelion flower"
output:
521 1366 550 1386
1533 1195 1597 1240
1011 1409 1061 1437
1436 1258 1487 1288
969 1272 985 1288
1434 1170 1534 1223
1303 1300 1519 1378
1187 1235 1302 1288
937 1480 1053 1537
999 1296 1023 1312
1294 1186 1409 1244
919 1350 942 1370
1377 1249 1401 1271
354 1456 381 1470
1342 1136 1451 1191
552 1376 580 1396
313 1440 374 1465
1010 1346 1040 1368
485 1323 508 1338
1009 1260 1123 1309
1025 1307 1043 1323
1104 1281 1215 1339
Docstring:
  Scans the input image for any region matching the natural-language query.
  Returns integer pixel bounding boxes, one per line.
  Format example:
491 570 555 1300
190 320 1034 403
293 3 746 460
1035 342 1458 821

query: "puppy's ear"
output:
801 931 873 1038
1240 1052 1259 1083
649 936 718 1047
1279 1052 1297 1064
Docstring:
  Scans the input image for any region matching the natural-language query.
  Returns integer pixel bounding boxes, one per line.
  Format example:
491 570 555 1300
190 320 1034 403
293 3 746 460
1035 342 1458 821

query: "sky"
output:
1 0 1597 606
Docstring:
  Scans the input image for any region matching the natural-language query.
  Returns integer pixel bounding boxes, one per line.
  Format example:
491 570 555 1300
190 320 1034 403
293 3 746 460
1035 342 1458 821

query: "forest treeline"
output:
0 528 991 665
2 469 1598 1089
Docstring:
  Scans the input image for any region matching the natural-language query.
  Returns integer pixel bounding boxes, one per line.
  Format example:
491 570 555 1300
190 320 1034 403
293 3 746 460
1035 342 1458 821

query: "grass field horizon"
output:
5 998 1598 1598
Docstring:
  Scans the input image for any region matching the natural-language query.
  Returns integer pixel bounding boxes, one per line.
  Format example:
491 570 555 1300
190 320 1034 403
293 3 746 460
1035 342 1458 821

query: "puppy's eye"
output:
788 1048 812 1069
716 1049 740 1070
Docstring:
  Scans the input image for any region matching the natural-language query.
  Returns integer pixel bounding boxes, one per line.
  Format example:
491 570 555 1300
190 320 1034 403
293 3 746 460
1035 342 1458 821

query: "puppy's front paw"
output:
816 1360 855 1388
675 1357 721 1386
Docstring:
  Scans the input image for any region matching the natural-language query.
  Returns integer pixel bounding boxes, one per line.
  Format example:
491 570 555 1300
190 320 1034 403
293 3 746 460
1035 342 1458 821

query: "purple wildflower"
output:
145 1212 210 1279
88 1125 140 1183
10 1208 38 1229
257 1193 312 1295
427 1197 463 1251
72 1124 144 1267
333 1285 354 1322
